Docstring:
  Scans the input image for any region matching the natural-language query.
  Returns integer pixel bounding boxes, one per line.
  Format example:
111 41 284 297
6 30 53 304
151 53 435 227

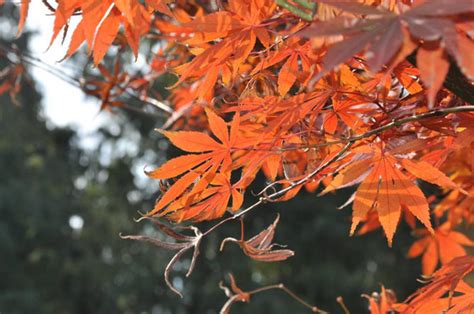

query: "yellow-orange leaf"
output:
93 7 122 65
326 146 434 246
278 54 298 96
146 153 212 179
160 130 221 153
16 0 29 36
408 223 474 275
401 158 456 189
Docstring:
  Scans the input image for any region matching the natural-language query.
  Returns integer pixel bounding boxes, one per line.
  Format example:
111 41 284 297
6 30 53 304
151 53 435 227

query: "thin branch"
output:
41 0 56 13
203 141 353 236
233 105 474 153
0 43 171 118
275 0 314 21
220 274 327 314
204 104 474 236
139 94 173 114
248 284 328 313
336 296 351 314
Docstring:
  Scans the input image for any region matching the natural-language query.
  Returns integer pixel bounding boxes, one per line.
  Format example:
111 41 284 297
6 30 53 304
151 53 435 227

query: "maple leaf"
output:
407 222 474 275
392 61 423 95
323 98 371 134
0 63 26 105
82 58 129 110
48 0 80 48
220 215 294 262
165 173 244 222
298 0 474 106
414 281 474 314
416 42 450 108
322 144 446 246
252 38 316 96
169 0 277 97
145 109 243 221
298 5 402 74
362 286 397 314
45 0 167 63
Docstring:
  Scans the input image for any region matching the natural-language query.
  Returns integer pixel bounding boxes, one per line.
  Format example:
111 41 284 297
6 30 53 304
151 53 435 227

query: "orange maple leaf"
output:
322 144 447 245
252 38 316 96
363 286 397 314
170 0 277 96
407 222 474 275
146 109 243 221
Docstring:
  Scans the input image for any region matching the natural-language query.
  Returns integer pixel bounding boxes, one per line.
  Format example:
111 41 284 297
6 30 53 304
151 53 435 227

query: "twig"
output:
204 104 474 237
275 0 314 21
203 141 353 236
220 274 327 313
233 105 474 153
0 43 170 118
248 284 328 313
336 296 351 314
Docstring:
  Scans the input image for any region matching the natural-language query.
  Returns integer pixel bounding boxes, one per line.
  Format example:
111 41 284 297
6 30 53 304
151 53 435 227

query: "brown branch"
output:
248 284 328 313
236 105 474 153
220 274 327 313
336 296 351 314
0 43 170 118
204 104 474 237
41 0 56 13
203 141 353 236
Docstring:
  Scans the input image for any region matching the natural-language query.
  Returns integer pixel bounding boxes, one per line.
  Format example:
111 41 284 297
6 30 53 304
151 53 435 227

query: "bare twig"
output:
337 296 351 314
0 43 170 118
249 284 328 313
275 0 315 21
203 141 353 236
219 273 327 313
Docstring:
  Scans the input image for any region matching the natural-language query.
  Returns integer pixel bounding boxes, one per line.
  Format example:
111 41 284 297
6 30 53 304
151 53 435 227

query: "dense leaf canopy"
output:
1 0 474 313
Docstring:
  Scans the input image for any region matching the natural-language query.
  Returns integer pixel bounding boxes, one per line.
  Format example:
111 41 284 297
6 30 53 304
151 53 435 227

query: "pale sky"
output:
26 1 112 149
23 2 160 190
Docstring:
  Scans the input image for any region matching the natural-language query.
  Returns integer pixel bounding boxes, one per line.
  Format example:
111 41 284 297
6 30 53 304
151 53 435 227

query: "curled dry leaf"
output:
120 217 202 297
220 214 294 262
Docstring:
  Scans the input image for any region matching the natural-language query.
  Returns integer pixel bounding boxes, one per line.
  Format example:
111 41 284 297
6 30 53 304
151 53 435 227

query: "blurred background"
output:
0 3 425 314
